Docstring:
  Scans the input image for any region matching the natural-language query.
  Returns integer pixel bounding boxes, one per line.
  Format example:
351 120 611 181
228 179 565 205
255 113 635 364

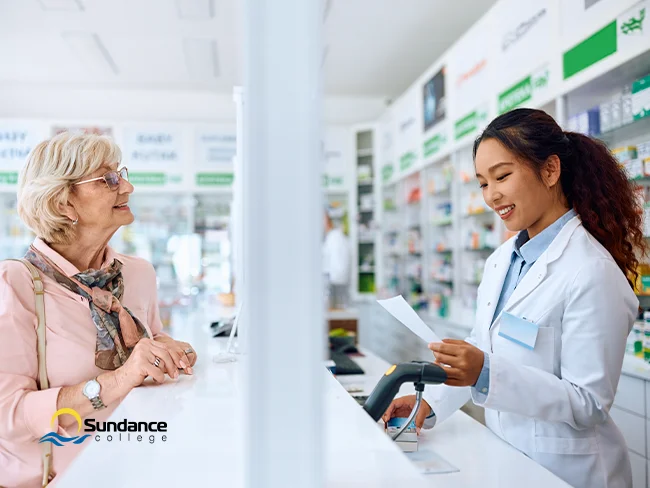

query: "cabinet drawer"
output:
631 451 646 488
611 406 646 456
615 375 646 416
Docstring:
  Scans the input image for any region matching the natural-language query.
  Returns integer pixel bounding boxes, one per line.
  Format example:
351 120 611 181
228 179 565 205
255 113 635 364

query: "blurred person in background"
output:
323 208 350 309
383 108 645 488
0 132 198 487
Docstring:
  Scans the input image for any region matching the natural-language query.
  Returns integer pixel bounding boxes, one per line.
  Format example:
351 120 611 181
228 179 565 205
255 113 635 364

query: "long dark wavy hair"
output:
472 108 646 288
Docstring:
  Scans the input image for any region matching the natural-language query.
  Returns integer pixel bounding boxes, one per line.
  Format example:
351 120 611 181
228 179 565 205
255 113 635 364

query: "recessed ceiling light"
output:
176 0 214 20
38 0 84 11
61 32 119 76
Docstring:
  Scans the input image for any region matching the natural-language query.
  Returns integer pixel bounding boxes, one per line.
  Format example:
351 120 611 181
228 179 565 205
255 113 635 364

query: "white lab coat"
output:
423 216 638 488
323 228 350 286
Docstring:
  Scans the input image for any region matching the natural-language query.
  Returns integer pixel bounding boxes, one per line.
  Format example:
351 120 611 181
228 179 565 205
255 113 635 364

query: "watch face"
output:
83 380 100 398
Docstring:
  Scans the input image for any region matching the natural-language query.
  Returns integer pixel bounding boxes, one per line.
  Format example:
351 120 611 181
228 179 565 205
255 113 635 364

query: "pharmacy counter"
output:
337 350 571 488
58 314 569 488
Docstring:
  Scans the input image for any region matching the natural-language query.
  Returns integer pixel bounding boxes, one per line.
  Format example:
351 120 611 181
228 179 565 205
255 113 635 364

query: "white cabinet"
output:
616 375 646 417
630 451 646 488
611 406 646 456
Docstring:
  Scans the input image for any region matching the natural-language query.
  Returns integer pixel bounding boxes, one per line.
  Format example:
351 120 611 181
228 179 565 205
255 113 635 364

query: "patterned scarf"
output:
25 246 150 370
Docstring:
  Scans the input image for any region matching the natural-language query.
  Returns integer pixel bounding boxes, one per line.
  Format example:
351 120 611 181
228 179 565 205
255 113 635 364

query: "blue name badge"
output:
498 312 539 350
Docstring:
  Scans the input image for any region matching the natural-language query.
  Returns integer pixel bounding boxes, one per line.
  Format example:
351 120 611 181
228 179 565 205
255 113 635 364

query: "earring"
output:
72 218 78 226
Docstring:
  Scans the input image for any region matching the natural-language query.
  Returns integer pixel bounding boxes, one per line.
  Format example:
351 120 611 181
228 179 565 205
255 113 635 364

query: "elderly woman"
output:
0 132 197 487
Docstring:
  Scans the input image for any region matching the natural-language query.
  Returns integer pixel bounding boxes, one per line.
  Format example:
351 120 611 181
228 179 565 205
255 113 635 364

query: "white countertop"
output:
337 351 571 488
58 306 569 488
622 354 650 381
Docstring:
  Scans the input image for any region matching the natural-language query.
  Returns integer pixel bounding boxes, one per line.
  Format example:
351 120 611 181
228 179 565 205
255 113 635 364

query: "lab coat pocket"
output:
534 421 599 454
494 325 555 373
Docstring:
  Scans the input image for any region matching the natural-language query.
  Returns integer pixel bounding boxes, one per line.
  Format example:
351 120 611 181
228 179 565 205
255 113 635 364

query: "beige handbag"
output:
7 259 53 487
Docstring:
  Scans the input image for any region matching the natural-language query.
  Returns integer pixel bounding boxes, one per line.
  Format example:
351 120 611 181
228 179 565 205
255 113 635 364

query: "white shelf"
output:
357 148 373 157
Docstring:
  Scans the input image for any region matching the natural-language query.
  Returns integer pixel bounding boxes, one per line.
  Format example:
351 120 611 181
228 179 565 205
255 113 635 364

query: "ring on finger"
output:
153 356 162 368
184 348 194 354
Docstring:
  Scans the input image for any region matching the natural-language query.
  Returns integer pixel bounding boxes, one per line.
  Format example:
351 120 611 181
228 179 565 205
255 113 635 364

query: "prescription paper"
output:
377 296 441 344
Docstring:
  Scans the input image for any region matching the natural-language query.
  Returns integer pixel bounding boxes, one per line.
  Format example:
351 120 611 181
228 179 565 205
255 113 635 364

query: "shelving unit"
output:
355 129 376 296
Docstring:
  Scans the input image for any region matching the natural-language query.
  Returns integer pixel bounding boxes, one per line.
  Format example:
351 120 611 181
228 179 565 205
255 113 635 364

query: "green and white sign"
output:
632 74 650 121
498 65 550 114
323 173 345 190
0 171 18 185
196 172 234 186
454 108 488 140
399 152 417 172
381 164 394 183
563 2 648 79
422 132 447 158
129 172 184 187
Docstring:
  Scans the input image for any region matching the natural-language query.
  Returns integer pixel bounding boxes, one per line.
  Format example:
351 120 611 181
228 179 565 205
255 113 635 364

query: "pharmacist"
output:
322 208 351 309
383 108 643 488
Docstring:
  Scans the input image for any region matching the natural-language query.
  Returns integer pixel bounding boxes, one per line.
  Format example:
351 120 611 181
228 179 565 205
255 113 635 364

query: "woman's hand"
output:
428 339 484 387
114 338 182 390
381 395 433 434
154 336 197 373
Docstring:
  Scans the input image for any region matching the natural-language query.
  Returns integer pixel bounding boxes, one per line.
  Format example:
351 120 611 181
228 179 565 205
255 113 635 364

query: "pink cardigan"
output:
0 238 166 488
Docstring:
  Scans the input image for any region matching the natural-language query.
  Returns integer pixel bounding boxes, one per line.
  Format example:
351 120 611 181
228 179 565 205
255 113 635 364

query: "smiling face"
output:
65 163 135 241
475 138 563 237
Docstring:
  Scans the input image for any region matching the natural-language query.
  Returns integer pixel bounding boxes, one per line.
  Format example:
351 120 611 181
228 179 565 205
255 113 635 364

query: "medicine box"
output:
599 102 612 133
613 146 638 164
625 159 644 179
386 417 418 452
632 74 650 121
611 97 622 129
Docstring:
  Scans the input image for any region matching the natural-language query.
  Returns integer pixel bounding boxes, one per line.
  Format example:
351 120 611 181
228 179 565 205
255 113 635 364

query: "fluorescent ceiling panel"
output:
176 0 214 19
183 38 219 79
61 32 119 76
38 0 84 11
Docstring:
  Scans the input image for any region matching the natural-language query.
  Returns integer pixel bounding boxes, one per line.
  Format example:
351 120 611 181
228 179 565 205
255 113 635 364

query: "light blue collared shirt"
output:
471 209 577 398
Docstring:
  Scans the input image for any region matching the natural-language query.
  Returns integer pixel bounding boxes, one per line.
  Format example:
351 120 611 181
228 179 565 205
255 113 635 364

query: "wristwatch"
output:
82 378 106 410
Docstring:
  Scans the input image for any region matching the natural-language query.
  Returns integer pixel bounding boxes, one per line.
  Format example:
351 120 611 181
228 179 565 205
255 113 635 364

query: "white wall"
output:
0 86 386 125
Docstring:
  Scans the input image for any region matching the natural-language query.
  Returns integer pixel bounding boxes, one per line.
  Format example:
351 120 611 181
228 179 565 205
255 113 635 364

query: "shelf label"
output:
123 126 183 166
454 108 488 140
382 164 394 183
498 66 550 114
129 172 168 186
399 152 417 172
422 132 447 158
196 172 234 186
195 128 236 165
632 74 650 121
563 21 617 79
323 174 344 189
563 2 648 80
0 171 18 185
0 122 46 165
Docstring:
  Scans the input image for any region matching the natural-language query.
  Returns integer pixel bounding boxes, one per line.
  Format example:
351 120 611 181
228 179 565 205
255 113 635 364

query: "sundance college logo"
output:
39 408 169 447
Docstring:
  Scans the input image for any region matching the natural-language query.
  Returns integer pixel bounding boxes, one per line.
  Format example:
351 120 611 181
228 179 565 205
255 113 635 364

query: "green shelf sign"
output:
0 171 18 185
382 164 394 182
454 110 487 140
399 152 417 172
423 133 447 158
129 172 168 186
196 173 234 186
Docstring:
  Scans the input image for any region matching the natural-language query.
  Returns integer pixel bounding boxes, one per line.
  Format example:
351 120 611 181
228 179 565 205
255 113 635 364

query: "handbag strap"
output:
7 259 53 487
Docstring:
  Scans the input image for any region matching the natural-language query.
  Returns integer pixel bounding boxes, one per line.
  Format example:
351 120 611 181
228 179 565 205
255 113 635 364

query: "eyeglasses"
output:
74 167 129 191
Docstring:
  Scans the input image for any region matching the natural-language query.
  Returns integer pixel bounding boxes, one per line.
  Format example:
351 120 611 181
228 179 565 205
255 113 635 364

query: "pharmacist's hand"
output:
154 336 197 373
381 395 432 435
116 338 180 390
429 339 484 387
